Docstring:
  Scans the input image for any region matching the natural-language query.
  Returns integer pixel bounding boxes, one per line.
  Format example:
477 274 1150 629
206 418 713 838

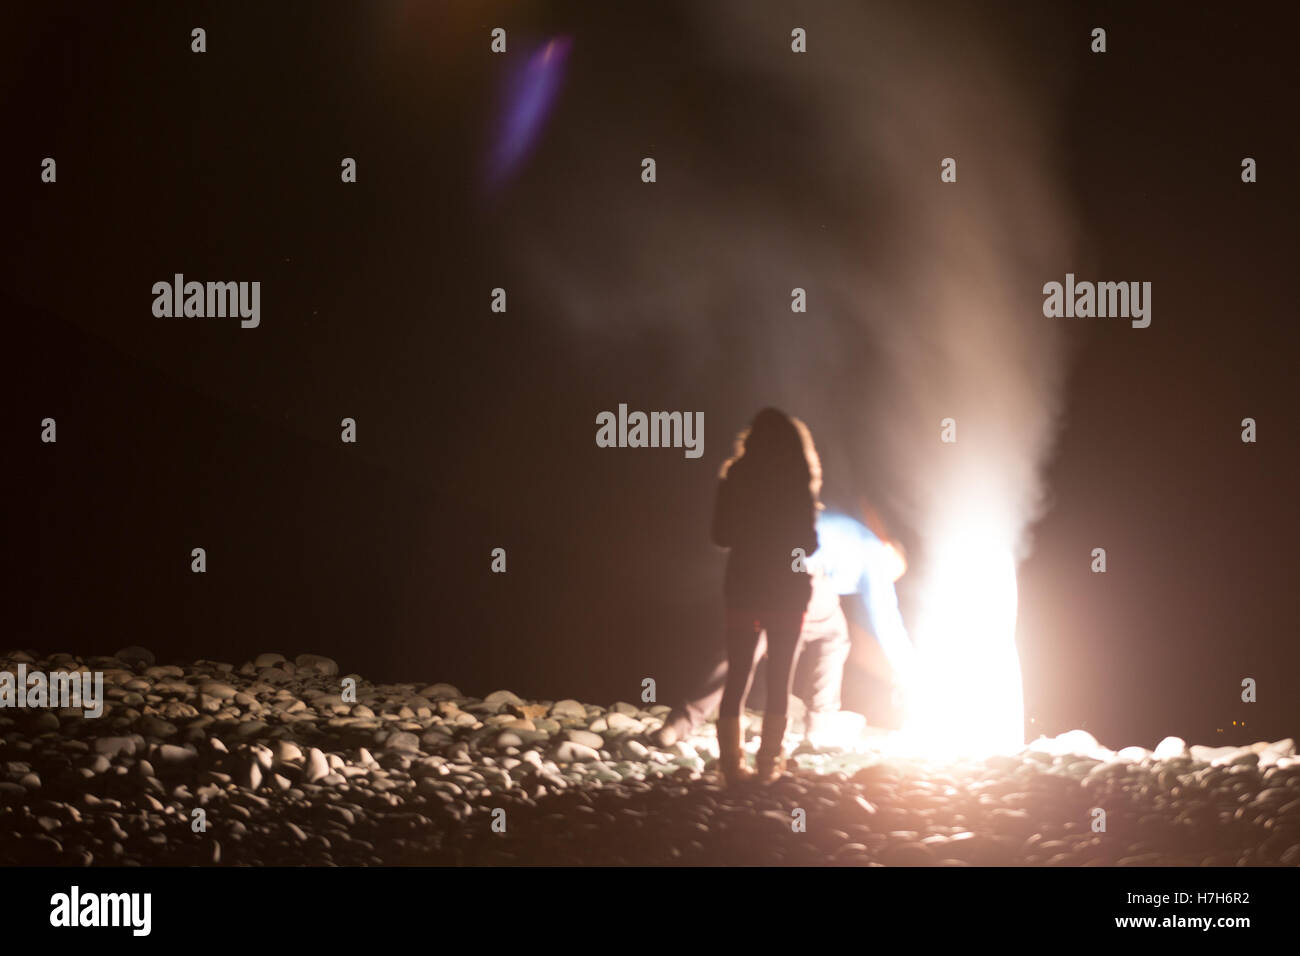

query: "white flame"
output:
899 526 1024 757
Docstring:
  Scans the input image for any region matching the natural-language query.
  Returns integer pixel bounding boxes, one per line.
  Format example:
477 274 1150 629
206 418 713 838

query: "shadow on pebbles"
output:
2 648 1298 866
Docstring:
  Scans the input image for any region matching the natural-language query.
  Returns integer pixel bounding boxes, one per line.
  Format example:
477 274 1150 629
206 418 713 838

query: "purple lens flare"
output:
486 36 573 191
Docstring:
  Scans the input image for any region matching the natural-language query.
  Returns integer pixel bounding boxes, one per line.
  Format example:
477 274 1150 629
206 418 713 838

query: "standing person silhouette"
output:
711 408 822 784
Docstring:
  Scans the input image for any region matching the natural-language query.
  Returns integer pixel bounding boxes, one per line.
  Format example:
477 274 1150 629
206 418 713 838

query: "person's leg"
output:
791 633 817 715
805 615 851 716
755 610 803 781
682 660 728 728
658 621 769 746
804 623 852 745
719 611 762 718
655 656 727 747
716 610 762 785
763 616 802 719
686 625 763 724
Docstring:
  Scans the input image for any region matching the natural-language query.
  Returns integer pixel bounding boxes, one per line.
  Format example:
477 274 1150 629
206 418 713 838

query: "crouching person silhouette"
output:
710 408 822 785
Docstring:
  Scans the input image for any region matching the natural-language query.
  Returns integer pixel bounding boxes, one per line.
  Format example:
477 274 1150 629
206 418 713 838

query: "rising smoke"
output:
498 0 1075 563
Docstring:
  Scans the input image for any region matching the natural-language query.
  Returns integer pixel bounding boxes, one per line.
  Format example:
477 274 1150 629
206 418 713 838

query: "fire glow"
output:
898 522 1025 758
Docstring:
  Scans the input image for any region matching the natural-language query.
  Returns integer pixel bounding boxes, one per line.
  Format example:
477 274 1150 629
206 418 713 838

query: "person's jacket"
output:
711 467 818 612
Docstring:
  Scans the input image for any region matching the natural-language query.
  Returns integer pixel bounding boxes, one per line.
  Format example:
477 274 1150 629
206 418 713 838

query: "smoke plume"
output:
499 0 1074 561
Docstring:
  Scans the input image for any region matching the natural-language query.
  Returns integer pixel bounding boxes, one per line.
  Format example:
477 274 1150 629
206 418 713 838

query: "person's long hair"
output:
720 407 822 507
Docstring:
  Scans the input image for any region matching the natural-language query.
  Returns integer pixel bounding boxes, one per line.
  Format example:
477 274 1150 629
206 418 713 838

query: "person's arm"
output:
861 566 915 680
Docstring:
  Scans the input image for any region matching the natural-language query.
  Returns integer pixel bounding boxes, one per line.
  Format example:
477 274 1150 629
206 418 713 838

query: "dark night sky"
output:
6 1 1297 750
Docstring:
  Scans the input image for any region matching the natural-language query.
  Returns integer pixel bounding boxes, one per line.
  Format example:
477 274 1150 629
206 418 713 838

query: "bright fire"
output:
897 525 1024 758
